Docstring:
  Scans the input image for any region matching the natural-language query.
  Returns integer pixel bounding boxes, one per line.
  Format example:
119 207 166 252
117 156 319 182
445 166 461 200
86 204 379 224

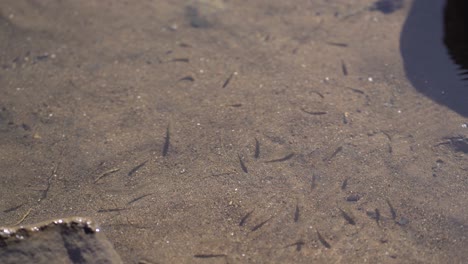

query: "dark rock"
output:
0 217 122 264
445 136 468 153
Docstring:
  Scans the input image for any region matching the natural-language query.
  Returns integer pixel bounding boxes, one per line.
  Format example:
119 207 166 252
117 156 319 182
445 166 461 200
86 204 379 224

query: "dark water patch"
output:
401 0 468 117
370 0 404 14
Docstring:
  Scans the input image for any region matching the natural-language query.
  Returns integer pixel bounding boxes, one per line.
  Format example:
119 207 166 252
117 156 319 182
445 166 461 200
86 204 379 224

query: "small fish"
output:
311 91 325 99
341 178 348 190
223 72 235 88
40 178 52 201
387 143 393 154
238 154 248 173
239 210 253 226
346 194 360 202
254 138 260 159
179 43 192 48
127 194 153 205
36 54 49 61
251 217 272 232
97 208 127 213
294 204 300 223
94 168 120 183
347 87 365 94
178 76 194 82
301 108 327 115
341 60 348 76
327 42 348 47
311 174 317 190
14 208 32 225
317 231 331 249
162 125 170 157
194 254 227 258
3 203 24 213
170 58 189 63
39 161 60 201
375 208 381 225
265 153 295 163
386 199 397 220
323 146 343 162
128 160 148 176
339 208 356 225
286 240 305 252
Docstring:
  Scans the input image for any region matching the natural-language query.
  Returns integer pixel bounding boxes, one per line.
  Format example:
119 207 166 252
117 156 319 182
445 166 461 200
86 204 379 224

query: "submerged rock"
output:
0 217 122 264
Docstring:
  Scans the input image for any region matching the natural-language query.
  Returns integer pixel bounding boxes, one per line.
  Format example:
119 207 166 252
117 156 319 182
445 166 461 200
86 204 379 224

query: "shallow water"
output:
0 0 467 263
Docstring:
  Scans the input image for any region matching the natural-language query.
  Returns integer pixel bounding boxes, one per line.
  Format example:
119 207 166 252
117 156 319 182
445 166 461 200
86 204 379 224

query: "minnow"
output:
323 146 343 162
375 208 381 225
346 194 361 202
327 42 348 47
239 210 253 226
162 125 170 157
3 203 24 213
265 153 294 163
301 108 327 115
223 72 236 88
339 208 356 225
254 138 260 159
39 164 59 202
127 194 153 205
347 87 365 94
94 168 120 183
286 240 305 251
97 208 127 213
251 217 272 232
311 174 317 190
128 160 148 176
178 76 194 82
386 199 396 220
14 208 32 225
179 43 192 48
238 154 248 173
341 60 348 76
170 58 189 63
317 231 331 248
40 177 52 201
36 54 49 61
311 91 325 98
194 254 226 258
341 178 348 190
294 204 300 223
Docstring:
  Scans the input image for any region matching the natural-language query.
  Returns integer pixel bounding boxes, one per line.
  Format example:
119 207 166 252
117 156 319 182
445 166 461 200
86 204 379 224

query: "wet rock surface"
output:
0 217 122 264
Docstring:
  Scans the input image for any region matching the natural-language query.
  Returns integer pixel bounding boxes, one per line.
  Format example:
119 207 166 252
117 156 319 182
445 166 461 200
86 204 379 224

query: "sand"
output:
0 0 467 263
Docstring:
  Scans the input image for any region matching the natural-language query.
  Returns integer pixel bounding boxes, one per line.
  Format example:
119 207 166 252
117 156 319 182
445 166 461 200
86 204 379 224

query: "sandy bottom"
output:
0 0 467 263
